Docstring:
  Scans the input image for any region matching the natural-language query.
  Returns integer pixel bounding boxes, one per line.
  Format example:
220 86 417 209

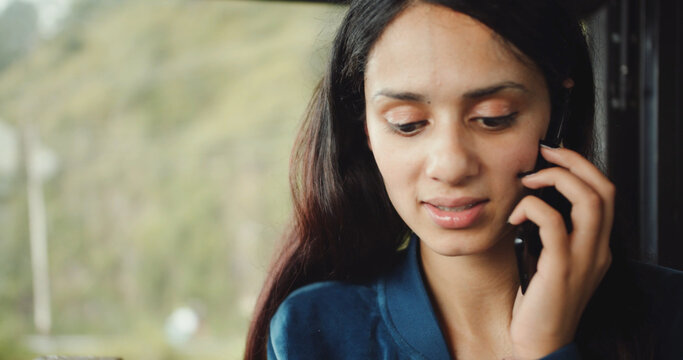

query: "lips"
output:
422 197 488 229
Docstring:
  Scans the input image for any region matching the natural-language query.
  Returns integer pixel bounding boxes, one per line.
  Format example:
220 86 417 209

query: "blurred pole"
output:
607 0 683 269
606 0 645 262
639 0 659 262
23 123 51 335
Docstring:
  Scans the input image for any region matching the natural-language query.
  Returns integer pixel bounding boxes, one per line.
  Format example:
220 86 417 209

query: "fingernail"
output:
517 170 535 178
507 214 517 224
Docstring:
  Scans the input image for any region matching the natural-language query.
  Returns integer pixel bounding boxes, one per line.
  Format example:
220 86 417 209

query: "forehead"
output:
365 3 546 100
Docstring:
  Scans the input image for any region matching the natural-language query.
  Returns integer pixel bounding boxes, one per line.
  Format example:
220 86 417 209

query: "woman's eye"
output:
390 120 428 135
474 112 518 130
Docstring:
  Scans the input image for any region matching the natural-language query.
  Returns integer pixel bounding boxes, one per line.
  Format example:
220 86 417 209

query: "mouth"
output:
422 198 489 229
433 201 483 212
423 197 488 209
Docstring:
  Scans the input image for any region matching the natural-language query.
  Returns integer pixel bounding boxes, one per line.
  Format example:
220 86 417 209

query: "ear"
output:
364 121 372 151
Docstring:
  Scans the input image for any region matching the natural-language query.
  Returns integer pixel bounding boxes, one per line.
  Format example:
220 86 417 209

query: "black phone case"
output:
514 90 572 294
514 148 573 293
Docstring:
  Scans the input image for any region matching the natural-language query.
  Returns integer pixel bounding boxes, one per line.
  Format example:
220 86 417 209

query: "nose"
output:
424 126 479 185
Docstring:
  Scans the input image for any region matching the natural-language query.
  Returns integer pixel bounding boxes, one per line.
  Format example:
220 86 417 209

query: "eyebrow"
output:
372 90 428 103
372 81 529 103
462 81 529 99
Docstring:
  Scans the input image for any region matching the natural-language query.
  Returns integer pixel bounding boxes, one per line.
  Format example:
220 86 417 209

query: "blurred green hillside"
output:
0 0 344 358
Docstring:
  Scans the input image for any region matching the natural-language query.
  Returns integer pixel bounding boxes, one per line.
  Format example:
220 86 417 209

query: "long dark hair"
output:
245 1 653 359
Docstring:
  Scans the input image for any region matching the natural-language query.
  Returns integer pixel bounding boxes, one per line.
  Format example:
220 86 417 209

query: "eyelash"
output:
389 120 429 135
474 111 519 130
387 112 518 136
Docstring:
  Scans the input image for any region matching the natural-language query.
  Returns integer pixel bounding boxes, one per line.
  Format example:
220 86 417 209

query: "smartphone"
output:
514 90 572 294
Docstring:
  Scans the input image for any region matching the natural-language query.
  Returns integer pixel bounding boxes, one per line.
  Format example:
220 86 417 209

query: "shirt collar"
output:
379 234 451 359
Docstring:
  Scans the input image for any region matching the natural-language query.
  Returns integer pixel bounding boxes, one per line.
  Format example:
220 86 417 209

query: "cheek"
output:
366 124 420 205
485 137 539 200
500 142 539 174
367 119 401 173
494 117 547 175
370 139 414 191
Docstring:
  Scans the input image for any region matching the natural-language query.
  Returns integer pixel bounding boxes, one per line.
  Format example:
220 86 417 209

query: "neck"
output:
419 232 520 351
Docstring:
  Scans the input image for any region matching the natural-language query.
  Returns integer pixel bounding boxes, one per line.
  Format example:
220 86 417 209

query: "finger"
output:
521 167 603 253
508 195 569 260
539 146 615 205
539 147 615 253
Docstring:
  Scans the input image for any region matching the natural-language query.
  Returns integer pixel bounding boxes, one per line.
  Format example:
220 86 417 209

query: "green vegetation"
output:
0 0 344 358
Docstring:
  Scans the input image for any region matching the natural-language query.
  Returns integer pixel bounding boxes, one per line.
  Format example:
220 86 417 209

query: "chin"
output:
416 228 503 257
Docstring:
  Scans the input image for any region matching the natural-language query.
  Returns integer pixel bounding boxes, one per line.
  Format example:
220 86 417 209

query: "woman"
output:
245 0 683 359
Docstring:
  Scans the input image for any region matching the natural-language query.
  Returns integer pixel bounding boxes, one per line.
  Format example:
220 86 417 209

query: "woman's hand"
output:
507 146 615 359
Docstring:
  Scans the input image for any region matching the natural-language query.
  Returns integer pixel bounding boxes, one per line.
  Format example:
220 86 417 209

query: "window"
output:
0 1 343 358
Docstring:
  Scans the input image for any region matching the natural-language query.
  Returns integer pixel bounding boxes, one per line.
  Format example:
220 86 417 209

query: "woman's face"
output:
364 3 551 257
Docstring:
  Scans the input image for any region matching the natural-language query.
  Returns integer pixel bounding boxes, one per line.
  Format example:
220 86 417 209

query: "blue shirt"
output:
268 237 683 359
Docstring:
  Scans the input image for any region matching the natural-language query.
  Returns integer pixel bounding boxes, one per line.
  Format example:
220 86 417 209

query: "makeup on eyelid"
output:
470 98 519 115
383 110 425 126
383 98 518 117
